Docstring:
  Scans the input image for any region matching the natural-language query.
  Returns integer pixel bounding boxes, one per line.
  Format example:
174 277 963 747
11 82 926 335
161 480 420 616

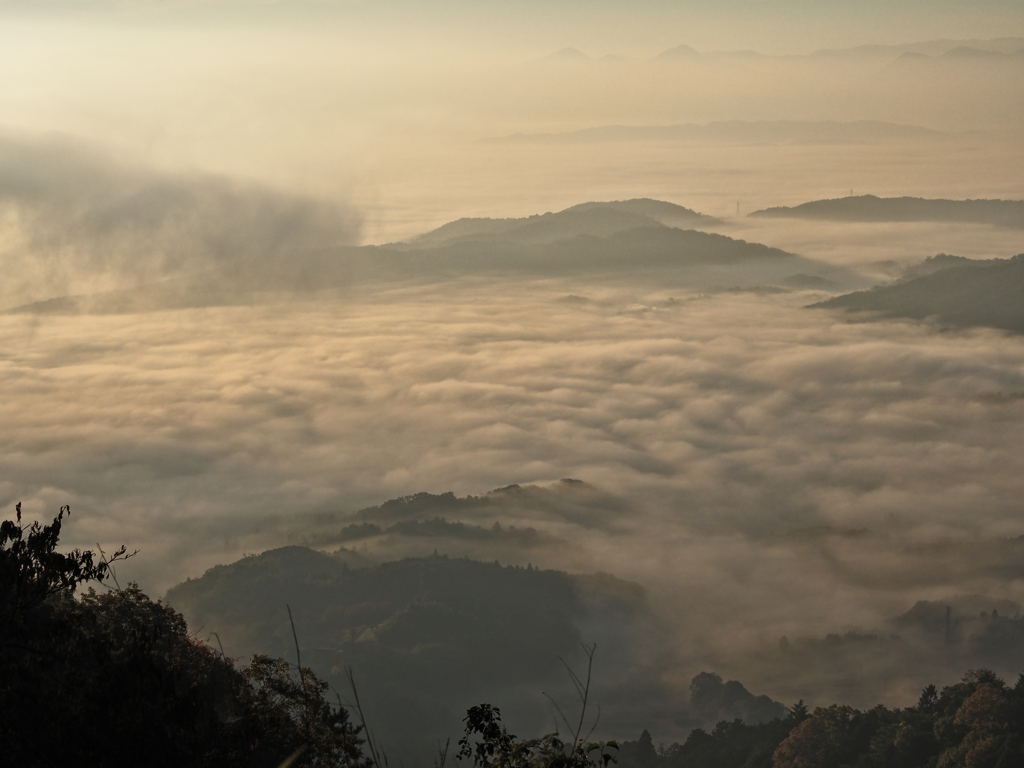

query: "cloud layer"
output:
0 133 360 308
3 272 1023 720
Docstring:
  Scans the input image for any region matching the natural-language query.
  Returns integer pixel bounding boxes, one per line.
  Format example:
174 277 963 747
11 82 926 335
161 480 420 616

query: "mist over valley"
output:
2 3 1024 764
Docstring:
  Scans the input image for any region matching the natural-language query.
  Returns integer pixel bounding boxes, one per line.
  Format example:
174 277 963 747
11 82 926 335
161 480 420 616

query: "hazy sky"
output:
3 0 1023 55
3 0 1022 242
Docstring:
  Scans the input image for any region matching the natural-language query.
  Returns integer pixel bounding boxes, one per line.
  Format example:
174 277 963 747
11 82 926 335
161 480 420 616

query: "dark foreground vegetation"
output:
5 504 1024 768
0 504 369 768
616 669 1024 768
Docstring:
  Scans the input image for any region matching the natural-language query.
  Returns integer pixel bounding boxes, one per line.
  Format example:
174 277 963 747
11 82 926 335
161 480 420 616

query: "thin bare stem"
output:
541 690 575 734
95 543 123 591
583 704 602 743
208 631 226 659
286 605 313 746
571 644 596 749
345 666 387 768
434 737 451 768
276 744 308 768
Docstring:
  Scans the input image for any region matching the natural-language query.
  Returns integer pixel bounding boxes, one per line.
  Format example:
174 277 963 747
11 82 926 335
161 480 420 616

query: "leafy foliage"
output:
0 502 129 618
456 645 618 768
240 655 371 768
10 501 1024 768
457 703 618 768
616 671 1024 768
0 504 369 768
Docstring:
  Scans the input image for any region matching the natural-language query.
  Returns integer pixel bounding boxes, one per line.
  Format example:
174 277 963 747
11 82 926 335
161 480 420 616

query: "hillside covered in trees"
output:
6 502 1024 768
0 505 370 768
615 669 1024 768
164 483 1024 763
810 254 1024 332
166 544 648 764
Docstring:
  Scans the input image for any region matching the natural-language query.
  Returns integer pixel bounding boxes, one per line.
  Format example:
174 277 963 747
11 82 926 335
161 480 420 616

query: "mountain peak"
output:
656 44 700 60
545 47 591 61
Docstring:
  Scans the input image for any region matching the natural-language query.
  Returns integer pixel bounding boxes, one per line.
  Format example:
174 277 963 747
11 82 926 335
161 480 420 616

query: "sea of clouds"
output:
4 272 1024 705
1 126 1023 721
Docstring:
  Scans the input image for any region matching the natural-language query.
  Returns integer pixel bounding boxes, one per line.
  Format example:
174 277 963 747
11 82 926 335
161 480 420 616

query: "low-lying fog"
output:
3 3 1024 749
5 246 1024 711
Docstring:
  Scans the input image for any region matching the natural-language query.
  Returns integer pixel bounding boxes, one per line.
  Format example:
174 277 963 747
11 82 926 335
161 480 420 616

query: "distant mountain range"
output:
486 121 958 146
810 38 1024 60
810 254 1024 333
892 46 1024 65
750 195 1024 228
533 37 1024 64
8 199 864 314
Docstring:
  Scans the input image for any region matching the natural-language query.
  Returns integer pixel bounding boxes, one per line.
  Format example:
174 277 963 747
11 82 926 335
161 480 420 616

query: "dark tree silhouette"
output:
0 503 369 768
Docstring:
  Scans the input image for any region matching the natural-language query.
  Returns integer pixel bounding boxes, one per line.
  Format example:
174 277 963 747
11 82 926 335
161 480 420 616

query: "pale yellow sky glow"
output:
2 3 1021 241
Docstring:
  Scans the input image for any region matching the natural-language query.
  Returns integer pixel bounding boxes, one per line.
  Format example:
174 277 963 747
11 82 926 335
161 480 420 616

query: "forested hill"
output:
810 254 1024 332
9 504 1024 767
614 669 1024 768
166 547 644 671
166 547 647 765
750 195 1024 228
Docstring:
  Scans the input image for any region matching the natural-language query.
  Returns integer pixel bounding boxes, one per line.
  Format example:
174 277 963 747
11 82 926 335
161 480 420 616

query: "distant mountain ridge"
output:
296 480 631 561
893 45 1024 64
655 44 701 60
7 198 865 314
810 254 1024 333
413 198 719 245
535 37 1024 63
810 37 1024 58
751 195 1024 228
485 121 955 146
